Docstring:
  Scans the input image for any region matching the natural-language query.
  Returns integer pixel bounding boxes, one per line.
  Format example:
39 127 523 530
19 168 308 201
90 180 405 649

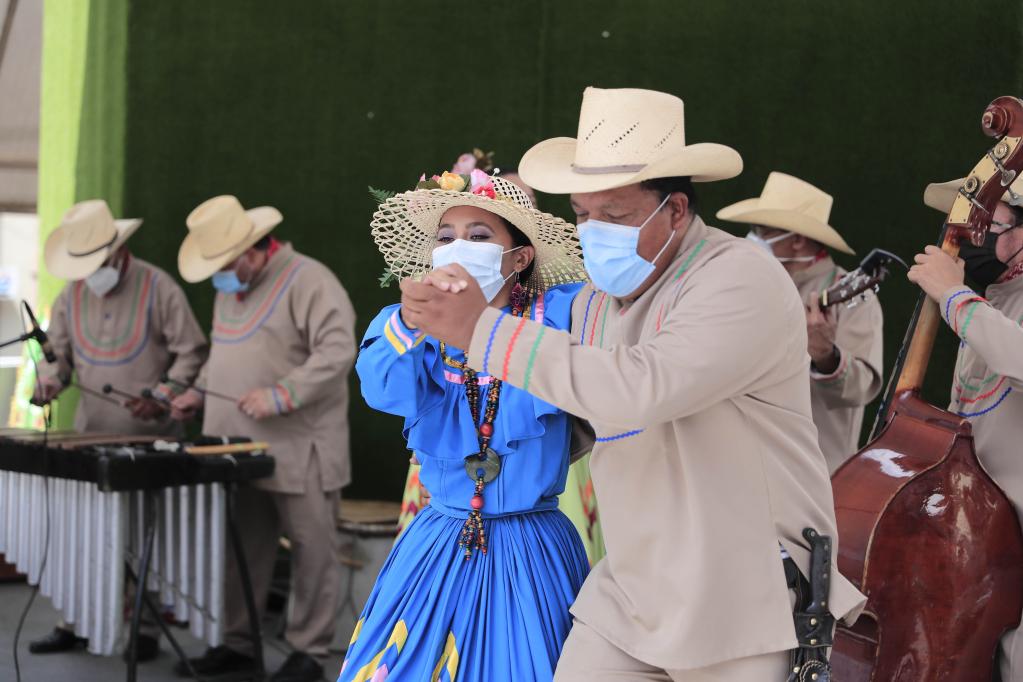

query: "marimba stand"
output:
123 484 264 682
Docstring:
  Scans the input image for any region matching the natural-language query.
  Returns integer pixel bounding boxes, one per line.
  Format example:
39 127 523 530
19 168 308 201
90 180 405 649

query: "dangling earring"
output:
510 271 526 316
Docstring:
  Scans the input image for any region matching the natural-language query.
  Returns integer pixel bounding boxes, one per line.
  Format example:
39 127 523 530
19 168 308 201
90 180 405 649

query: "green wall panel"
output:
68 0 1019 498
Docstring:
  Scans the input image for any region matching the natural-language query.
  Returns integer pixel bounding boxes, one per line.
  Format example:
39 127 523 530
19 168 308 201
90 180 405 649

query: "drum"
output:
333 499 400 650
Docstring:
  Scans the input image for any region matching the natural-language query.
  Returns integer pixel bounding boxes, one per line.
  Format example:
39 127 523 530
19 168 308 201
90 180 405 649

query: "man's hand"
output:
170 388 204 421
237 387 278 420
400 264 487 350
127 396 167 421
806 291 839 374
908 245 966 301
400 265 474 330
30 377 63 406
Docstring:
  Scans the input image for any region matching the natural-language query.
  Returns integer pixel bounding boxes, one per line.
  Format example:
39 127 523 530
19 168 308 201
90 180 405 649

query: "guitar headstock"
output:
821 248 908 310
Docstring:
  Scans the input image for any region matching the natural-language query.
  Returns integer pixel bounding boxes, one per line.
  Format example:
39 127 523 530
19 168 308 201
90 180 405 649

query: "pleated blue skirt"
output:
337 505 589 682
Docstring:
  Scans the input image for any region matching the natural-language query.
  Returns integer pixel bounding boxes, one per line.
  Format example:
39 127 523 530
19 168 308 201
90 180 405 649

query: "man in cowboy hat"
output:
910 177 1023 681
717 172 884 472
405 87 866 680
169 195 356 682
28 198 208 659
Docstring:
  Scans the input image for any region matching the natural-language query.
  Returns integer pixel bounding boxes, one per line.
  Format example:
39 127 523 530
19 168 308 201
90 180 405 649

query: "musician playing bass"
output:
28 199 208 659
910 178 1023 680
169 196 356 682
717 173 884 472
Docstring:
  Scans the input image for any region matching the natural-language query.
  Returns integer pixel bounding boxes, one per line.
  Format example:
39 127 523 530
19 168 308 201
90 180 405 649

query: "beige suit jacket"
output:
792 258 883 472
465 217 866 670
197 243 356 494
940 277 1023 515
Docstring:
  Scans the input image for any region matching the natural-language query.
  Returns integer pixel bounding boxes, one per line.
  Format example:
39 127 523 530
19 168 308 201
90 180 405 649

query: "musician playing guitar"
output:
911 178 1023 680
28 199 208 661
717 172 885 473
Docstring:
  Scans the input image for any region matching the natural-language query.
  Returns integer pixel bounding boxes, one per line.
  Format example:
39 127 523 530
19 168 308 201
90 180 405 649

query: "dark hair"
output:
501 217 536 283
640 176 698 213
252 235 273 251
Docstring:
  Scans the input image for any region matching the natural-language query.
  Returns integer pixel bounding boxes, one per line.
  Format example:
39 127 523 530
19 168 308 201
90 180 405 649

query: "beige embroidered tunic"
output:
940 278 1023 514
465 217 866 670
42 256 207 435
196 243 356 494
792 257 884 472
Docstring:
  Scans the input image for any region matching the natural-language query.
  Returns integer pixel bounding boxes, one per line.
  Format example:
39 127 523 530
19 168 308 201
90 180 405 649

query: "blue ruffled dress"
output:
338 284 589 682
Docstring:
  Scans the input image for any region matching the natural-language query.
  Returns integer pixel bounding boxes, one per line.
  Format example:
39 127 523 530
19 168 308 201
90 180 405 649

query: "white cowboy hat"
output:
518 87 743 194
371 174 585 293
716 172 855 255
923 176 1023 213
178 195 283 283
44 200 143 280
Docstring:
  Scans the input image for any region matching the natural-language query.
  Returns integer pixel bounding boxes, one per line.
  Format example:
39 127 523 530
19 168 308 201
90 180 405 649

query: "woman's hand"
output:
423 265 471 293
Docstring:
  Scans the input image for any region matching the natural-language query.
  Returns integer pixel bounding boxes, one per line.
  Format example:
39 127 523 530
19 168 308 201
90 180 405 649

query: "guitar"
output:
819 248 907 310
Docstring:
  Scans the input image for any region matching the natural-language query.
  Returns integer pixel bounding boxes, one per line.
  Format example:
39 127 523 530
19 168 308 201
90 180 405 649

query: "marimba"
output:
0 430 274 681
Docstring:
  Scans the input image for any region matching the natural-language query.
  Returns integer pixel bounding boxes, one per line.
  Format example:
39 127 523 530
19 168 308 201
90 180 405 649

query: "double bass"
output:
830 97 1023 680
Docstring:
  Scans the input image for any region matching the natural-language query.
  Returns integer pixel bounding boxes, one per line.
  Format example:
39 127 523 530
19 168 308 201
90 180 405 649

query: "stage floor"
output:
0 581 338 681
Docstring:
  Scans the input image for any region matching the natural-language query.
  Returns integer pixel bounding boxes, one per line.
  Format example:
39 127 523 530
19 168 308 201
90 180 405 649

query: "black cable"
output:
13 301 53 682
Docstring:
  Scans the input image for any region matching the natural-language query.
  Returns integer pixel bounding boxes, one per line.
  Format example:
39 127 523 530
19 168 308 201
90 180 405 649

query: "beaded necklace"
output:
439 283 529 559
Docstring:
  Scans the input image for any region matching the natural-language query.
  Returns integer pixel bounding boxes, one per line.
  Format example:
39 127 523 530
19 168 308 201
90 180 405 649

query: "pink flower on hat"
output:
470 169 496 199
452 153 478 174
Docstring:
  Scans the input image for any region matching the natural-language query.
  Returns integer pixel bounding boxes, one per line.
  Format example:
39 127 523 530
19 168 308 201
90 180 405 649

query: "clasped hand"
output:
399 264 487 350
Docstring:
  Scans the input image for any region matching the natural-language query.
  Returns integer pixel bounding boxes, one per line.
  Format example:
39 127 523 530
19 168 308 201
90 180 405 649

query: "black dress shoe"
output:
270 652 324 682
122 634 159 663
28 627 88 654
174 645 256 678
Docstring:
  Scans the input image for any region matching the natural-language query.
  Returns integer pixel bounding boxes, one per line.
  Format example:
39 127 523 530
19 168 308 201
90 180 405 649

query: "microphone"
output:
23 301 57 363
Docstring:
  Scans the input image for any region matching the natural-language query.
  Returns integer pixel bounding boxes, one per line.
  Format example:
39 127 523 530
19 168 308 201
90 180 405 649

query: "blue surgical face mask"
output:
212 270 249 294
431 239 522 303
577 194 675 297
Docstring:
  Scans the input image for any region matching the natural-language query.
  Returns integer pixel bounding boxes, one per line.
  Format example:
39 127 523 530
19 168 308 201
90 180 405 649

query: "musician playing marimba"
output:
717 173 884 472
170 196 356 682
29 199 208 660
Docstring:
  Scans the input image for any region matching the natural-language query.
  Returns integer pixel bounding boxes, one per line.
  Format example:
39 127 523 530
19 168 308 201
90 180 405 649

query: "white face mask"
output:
84 265 120 297
431 239 522 303
745 229 815 263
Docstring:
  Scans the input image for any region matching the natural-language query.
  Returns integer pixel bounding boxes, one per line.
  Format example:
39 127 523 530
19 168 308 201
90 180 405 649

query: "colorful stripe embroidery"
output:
503 317 529 380
69 270 156 366
212 256 306 344
597 296 611 348
274 381 298 410
958 386 1013 418
955 375 1008 404
588 293 607 346
531 294 545 322
270 386 284 414
482 311 506 375
958 300 985 340
672 239 708 282
579 291 597 344
657 238 709 332
595 429 644 442
956 370 1000 393
443 369 494 386
944 289 976 324
383 310 426 355
522 327 546 391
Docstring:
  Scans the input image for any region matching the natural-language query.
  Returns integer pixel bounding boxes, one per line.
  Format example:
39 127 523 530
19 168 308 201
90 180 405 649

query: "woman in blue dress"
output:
339 171 590 681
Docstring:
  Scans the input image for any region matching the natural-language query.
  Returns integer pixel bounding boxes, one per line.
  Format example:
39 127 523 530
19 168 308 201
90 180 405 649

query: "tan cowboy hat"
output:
178 195 283 283
518 87 743 194
923 176 1023 213
371 174 586 293
716 172 855 255
44 200 143 280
